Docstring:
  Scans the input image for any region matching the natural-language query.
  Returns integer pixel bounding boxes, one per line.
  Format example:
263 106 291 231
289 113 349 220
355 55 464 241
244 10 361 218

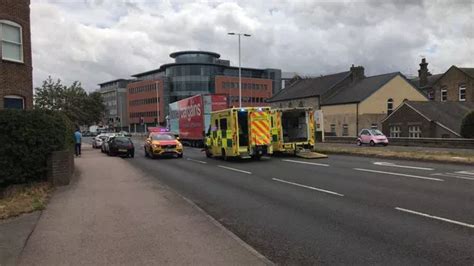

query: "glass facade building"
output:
131 51 282 116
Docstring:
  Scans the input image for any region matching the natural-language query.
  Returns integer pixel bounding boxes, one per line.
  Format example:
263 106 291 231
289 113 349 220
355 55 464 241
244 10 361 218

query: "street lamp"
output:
228 32 251 108
155 81 160 127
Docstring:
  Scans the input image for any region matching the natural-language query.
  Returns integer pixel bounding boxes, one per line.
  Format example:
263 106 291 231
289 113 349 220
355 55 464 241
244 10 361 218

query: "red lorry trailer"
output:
168 94 228 147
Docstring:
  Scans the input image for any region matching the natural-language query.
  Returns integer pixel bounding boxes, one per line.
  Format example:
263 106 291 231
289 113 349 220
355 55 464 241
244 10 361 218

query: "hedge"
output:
0 109 74 186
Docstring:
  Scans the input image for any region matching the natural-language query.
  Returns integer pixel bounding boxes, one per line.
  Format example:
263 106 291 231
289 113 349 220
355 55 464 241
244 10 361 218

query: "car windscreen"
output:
99 136 107 140
151 134 175 141
370 129 384 136
114 137 131 144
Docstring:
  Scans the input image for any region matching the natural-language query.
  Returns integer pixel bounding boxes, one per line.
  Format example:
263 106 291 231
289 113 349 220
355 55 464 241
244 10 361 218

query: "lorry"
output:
168 94 228 147
270 107 315 154
204 107 273 160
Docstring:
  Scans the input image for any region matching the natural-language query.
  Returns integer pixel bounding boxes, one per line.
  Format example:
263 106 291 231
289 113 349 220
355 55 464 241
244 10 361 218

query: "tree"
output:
460 111 474 138
34 77 105 127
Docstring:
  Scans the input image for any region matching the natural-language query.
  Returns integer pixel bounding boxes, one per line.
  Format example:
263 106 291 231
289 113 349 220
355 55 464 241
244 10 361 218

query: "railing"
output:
324 136 474 149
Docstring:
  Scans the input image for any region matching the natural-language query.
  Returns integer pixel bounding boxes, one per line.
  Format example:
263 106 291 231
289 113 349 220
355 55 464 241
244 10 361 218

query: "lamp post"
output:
155 81 160 127
228 32 251 108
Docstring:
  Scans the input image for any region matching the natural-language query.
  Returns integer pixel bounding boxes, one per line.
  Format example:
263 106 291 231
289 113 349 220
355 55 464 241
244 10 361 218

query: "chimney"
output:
418 58 431 87
350 64 365 82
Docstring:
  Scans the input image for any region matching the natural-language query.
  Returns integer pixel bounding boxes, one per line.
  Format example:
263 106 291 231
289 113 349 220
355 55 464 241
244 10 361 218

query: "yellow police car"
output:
144 132 183 159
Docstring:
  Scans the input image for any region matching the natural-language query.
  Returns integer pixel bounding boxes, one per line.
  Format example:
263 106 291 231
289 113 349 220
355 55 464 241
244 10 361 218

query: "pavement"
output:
18 145 270 265
127 139 474 265
0 212 40 266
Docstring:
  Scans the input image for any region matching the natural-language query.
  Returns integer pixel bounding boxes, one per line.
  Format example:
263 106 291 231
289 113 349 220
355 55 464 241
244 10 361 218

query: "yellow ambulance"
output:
204 107 273 160
271 107 315 154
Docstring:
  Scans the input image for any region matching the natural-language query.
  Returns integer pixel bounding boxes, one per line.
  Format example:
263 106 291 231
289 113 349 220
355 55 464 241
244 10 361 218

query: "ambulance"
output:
204 107 273 160
270 107 315 154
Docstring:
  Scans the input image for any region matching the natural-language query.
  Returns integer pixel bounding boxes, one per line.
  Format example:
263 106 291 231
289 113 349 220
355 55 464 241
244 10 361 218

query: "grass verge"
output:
0 182 54 220
315 146 474 165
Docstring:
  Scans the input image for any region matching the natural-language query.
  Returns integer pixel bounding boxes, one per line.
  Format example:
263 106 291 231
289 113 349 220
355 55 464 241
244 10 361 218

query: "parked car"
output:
357 129 388 146
101 134 116 153
92 133 108 149
108 136 134 157
144 133 183 159
119 131 132 137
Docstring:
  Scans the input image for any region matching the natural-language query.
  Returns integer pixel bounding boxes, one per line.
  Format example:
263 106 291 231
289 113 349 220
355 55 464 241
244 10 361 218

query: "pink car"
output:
357 129 388 146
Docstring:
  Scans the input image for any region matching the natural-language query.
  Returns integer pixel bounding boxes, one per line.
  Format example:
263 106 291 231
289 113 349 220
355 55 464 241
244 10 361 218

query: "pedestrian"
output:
74 128 82 157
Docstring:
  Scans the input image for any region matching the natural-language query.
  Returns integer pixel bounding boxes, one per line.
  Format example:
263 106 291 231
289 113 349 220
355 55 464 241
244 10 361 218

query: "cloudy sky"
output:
31 0 473 91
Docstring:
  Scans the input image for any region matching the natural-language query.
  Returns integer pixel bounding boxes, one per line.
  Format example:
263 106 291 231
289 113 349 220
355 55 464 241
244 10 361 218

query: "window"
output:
219 119 227 135
371 123 378 129
387 98 393 115
408 125 421 138
389 126 400 138
459 85 466 101
342 124 349 136
4 95 24 109
0 21 23 62
330 124 336 135
441 88 447 101
428 90 434 100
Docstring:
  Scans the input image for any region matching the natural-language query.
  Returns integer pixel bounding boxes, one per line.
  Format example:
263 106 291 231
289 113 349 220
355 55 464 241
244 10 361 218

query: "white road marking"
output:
217 165 252 175
354 168 444 182
186 158 207 164
455 171 474 176
373 162 434 171
272 178 344 197
395 207 474 229
431 173 474 181
282 159 329 167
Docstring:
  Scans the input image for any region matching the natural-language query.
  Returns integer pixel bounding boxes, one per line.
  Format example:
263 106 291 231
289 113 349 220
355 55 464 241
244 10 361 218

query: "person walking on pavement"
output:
74 128 82 157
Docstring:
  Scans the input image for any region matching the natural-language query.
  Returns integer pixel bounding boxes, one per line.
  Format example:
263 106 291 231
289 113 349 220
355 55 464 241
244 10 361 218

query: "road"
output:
95 138 474 264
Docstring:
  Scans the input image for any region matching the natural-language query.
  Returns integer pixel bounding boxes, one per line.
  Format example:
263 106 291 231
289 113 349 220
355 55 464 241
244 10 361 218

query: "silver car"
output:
92 133 108 149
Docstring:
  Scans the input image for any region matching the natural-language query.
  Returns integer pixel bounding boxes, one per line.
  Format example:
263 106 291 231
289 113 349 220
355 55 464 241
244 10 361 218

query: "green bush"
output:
0 110 74 186
460 111 474 138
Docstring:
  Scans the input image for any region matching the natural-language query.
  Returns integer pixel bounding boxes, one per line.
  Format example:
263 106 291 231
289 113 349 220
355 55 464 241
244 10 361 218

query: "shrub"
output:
460 111 474 138
0 110 74 186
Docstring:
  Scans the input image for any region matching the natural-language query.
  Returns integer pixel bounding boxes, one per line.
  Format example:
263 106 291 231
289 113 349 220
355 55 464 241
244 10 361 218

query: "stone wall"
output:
47 150 74 186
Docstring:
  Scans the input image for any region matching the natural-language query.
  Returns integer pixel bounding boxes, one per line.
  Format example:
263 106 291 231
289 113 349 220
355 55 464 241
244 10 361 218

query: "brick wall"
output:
433 67 474 102
0 0 33 109
47 150 74 186
381 104 459 138
127 79 164 125
214 76 272 107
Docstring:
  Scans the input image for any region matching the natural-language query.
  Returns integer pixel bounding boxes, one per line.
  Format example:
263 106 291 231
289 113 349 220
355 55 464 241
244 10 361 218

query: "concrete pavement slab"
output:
19 146 270 265
0 211 40 266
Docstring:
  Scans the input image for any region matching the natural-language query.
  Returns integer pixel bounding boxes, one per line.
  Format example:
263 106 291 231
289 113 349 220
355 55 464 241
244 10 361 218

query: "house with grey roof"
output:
381 101 474 138
410 58 474 103
268 65 428 137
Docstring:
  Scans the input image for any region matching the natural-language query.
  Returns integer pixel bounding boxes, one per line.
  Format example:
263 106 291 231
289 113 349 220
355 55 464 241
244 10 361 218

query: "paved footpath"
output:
19 146 269 265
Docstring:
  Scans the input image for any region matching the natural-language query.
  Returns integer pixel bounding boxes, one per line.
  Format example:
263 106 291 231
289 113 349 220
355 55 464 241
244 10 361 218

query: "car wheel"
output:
130 152 134 158
205 148 212 158
370 140 375 146
222 149 228 161
383 143 388 146
178 153 183 158
356 139 362 146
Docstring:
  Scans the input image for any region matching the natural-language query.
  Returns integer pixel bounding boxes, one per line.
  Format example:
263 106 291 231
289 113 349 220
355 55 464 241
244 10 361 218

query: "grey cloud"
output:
30 0 473 91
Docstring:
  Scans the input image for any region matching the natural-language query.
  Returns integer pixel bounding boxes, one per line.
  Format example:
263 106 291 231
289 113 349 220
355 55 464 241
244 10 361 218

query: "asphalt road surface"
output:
95 139 474 264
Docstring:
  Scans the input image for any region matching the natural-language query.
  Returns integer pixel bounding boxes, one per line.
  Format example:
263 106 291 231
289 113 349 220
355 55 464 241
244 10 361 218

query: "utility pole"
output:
228 32 251 108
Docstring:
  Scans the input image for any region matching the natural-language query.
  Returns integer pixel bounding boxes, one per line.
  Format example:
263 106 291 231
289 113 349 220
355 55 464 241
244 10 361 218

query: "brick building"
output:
0 0 33 109
382 101 474 138
214 76 272 107
410 58 474 102
127 79 164 131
